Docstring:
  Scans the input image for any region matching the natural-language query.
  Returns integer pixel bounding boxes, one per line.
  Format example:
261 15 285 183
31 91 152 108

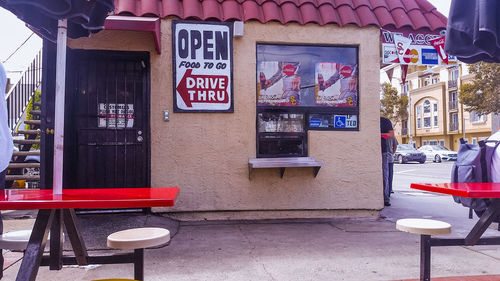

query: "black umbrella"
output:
445 0 500 63
0 0 114 193
0 0 113 40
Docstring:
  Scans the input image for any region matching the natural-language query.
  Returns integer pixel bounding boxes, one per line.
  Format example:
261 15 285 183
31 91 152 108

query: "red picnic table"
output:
411 183 500 280
0 187 179 281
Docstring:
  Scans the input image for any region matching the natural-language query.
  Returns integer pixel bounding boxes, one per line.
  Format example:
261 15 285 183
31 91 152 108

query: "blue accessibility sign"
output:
334 115 346 128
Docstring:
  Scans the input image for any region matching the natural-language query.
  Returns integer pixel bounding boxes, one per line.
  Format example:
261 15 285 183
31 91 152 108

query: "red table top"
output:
0 187 179 210
411 183 500 198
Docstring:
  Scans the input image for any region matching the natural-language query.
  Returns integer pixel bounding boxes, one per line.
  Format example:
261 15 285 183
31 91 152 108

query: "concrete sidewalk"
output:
2 193 500 281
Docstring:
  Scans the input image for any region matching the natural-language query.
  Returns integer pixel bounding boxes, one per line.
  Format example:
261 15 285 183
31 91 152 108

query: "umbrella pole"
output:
53 19 67 195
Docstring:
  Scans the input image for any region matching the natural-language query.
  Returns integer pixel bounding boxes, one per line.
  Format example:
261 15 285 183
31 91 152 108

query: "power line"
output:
2 32 36 64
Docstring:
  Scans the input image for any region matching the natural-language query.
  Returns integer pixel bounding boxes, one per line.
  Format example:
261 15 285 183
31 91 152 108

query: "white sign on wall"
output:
173 21 233 112
98 103 134 128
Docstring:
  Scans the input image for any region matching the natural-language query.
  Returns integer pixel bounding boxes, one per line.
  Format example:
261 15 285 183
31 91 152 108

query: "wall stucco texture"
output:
69 20 383 218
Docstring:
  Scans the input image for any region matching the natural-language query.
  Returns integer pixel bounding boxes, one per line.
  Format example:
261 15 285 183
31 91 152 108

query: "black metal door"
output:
64 50 150 188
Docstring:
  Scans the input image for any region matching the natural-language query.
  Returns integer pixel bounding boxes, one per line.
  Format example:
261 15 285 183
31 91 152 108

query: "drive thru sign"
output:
173 21 233 112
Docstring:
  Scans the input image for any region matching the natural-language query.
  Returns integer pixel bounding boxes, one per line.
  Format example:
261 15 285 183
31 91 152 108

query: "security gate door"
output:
64 51 150 188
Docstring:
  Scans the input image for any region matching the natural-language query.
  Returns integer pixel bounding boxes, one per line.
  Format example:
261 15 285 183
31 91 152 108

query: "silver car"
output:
418 145 457 162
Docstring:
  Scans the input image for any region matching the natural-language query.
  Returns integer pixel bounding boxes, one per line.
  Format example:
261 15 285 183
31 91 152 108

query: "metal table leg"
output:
16 209 55 281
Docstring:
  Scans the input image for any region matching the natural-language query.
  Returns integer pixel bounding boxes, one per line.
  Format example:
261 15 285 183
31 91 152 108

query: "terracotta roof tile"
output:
355 5 379 27
201 0 223 20
221 0 243 21
299 3 321 24
261 1 283 23
281 2 302 23
337 4 359 26
241 1 264 22
318 4 341 25
391 7 413 28
113 0 447 31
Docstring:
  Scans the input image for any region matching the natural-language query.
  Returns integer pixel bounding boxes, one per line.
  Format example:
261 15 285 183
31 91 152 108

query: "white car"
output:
418 145 457 163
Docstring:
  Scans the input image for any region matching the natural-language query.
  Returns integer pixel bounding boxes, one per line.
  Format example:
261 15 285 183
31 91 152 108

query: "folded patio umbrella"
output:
445 0 500 63
0 0 114 193
0 0 114 40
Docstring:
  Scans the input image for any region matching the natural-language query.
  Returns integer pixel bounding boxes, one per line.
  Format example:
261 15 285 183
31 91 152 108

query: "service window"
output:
256 44 359 157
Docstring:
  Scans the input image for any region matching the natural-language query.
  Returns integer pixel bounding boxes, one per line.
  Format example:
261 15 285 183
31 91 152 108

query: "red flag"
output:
401 65 408 85
430 36 448 64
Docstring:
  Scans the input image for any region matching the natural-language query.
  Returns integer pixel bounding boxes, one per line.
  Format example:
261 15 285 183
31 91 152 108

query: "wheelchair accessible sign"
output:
334 115 357 128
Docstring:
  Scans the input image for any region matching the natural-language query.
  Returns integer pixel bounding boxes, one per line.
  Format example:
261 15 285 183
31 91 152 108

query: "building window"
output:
432 77 438 84
429 140 438 145
423 140 428 145
434 116 438 127
433 103 438 112
416 106 421 115
472 138 477 145
402 82 409 94
417 118 421 129
470 111 487 123
256 43 359 157
450 113 459 131
424 117 431 128
450 91 458 110
450 68 459 81
423 100 431 113
440 140 445 146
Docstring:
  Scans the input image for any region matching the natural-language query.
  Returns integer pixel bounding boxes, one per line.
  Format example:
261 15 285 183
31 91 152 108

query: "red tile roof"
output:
114 0 447 31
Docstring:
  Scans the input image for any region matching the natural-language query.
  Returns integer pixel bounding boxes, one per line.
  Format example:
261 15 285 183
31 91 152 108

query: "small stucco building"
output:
47 0 447 220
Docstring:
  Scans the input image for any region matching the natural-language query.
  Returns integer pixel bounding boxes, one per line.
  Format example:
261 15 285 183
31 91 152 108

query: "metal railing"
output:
450 122 459 131
5 49 43 132
448 79 458 88
449 100 458 110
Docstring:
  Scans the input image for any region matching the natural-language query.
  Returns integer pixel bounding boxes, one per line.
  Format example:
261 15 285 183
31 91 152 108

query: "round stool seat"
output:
0 230 63 251
92 279 137 281
107 227 170 250
396 218 451 236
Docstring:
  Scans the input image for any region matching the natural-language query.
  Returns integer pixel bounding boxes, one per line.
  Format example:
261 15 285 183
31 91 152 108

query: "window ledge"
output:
248 157 323 179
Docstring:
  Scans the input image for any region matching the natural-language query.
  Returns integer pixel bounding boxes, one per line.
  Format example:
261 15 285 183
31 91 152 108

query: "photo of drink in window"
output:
315 62 357 107
258 61 301 106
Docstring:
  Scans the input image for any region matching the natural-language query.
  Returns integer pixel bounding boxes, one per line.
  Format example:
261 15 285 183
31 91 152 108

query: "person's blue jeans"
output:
388 162 394 195
0 168 5 278
382 152 391 204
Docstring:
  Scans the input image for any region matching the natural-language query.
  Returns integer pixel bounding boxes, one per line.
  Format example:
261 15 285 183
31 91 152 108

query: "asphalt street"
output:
382 160 500 236
392 161 454 192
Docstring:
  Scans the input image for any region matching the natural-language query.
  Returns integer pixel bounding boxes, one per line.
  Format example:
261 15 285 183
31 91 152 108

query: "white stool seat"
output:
396 218 451 236
0 230 64 251
107 227 170 250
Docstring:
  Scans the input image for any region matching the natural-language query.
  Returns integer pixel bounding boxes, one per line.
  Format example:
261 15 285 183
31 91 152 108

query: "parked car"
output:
418 145 457 162
394 144 426 164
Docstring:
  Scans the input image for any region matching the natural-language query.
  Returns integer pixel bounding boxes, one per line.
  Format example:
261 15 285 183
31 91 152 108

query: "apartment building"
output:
381 63 499 151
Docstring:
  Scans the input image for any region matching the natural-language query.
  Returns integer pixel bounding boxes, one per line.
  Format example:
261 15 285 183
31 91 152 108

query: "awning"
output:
0 0 114 41
445 0 500 63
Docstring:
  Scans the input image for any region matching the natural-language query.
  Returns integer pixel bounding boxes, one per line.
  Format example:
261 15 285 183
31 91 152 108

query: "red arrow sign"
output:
176 69 229 107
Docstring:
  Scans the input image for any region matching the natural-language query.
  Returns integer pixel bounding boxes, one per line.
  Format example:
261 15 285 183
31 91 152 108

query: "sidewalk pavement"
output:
2 192 500 281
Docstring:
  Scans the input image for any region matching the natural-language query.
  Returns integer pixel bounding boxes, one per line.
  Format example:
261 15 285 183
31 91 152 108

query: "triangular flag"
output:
385 68 394 82
394 34 412 64
401 65 409 85
430 36 448 64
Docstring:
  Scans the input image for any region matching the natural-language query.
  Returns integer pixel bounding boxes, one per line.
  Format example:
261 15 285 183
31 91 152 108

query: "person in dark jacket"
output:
380 117 394 206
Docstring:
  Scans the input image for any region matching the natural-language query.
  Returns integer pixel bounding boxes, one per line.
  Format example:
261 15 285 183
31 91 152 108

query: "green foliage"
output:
24 90 41 149
459 62 500 114
380 82 408 127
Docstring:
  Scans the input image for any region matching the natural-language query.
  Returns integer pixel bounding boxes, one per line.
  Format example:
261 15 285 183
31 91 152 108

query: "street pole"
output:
408 93 412 145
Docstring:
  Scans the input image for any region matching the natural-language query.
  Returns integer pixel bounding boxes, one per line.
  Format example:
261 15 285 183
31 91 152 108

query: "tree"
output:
459 62 500 114
380 82 408 127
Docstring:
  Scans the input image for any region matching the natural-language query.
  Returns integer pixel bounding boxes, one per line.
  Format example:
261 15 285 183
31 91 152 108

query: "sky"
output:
0 7 42 74
0 0 452 72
